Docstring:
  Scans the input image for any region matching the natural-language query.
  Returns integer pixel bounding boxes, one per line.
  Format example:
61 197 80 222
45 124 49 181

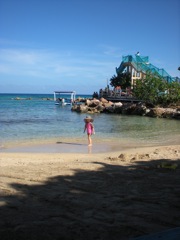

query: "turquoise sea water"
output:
0 93 180 148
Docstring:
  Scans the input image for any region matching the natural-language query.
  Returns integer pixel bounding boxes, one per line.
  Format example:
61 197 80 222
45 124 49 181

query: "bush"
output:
133 75 180 106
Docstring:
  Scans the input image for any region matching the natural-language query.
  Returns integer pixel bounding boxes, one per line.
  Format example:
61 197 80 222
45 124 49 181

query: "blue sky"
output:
0 0 180 94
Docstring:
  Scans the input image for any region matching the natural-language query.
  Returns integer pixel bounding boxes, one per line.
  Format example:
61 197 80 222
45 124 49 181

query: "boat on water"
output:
54 91 76 106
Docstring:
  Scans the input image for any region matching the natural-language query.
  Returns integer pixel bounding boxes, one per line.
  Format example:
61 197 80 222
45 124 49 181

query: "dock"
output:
105 96 141 103
54 91 76 105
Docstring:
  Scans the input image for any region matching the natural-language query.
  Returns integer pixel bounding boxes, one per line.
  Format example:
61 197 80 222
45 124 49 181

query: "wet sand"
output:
0 143 180 239
0 141 123 154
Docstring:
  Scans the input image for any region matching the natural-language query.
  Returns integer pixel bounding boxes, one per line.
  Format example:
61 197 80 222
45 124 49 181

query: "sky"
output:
0 0 180 94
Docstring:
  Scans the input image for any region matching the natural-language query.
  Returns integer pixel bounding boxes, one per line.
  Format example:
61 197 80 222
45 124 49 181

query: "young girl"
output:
84 116 95 146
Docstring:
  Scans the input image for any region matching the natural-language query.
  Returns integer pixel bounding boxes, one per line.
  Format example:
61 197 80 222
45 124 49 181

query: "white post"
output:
71 93 73 103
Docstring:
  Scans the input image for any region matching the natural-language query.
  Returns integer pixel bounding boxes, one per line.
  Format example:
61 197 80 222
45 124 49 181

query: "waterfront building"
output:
116 53 178 87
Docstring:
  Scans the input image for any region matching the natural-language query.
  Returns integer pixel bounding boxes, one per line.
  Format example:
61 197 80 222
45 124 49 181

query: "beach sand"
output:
0 143 180 239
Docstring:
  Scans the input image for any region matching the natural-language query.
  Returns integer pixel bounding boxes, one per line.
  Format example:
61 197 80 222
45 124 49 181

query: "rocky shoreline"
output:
72 97 180 120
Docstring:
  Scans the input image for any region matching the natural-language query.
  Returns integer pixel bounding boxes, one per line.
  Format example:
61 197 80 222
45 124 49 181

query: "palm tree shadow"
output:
0 158 180 240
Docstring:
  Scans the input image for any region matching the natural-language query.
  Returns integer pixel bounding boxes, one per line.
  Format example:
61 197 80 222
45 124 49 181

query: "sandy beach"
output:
0 143 180 239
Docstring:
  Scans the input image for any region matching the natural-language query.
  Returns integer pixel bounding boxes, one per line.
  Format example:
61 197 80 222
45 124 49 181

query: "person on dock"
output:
83 116 95 146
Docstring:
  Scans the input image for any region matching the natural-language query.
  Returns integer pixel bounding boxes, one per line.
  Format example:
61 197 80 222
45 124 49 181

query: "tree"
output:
110 73 131 89
133 75 180 105
160 81 180 105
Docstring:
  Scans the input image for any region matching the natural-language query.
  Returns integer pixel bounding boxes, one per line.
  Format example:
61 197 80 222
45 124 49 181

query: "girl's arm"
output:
84 123 87 133
91 123 95 134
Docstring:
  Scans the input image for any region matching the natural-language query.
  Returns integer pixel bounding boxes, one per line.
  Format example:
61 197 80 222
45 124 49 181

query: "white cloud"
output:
0 46 122 93
0 47 118 79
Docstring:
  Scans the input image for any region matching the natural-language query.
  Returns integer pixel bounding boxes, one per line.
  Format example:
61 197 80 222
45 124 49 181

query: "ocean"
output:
0 93 180 149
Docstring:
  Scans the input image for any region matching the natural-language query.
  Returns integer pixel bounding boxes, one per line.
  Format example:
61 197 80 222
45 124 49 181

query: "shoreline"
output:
0 141 123 154
1 136 179 154
1 143 179 160
1 142 179 158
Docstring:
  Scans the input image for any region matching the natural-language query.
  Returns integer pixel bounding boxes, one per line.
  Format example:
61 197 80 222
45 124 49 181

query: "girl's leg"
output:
88 134 92 146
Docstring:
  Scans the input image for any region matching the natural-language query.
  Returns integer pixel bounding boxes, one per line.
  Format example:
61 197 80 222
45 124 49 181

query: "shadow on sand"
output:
0 158 180 240
56 141 85 146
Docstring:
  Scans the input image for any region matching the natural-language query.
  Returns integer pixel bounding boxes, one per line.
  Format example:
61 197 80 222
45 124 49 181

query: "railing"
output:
119 55 175 82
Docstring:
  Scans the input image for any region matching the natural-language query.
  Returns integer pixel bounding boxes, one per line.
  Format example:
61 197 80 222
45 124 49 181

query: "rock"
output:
88 99 100 108
108 101 114 105
93 98 100 104
104 106 115 113
132 103 149 116
71 97 180 119
121 103 136 114
162 108 178 118
146 107 179 119
71 104 88 113
103 102 113 108
76 97 86 102
114 102 123 108
146 107 165 118
173 110 180 119
100 97 108 104
118 153 129 161
86 99 91 106
96 104 105 112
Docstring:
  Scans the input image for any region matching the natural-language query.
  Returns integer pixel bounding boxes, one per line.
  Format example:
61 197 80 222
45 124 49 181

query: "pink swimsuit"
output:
85 122 93 135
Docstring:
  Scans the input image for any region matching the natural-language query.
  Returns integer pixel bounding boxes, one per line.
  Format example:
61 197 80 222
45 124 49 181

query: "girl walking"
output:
84 116 95 146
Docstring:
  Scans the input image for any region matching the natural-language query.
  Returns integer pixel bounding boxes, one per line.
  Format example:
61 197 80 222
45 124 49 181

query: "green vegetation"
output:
109 73 131 89
133 75 180 106
109 71 180 106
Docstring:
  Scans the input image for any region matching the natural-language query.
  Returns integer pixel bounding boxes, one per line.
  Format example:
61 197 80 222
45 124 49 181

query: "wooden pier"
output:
105 96 142 103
